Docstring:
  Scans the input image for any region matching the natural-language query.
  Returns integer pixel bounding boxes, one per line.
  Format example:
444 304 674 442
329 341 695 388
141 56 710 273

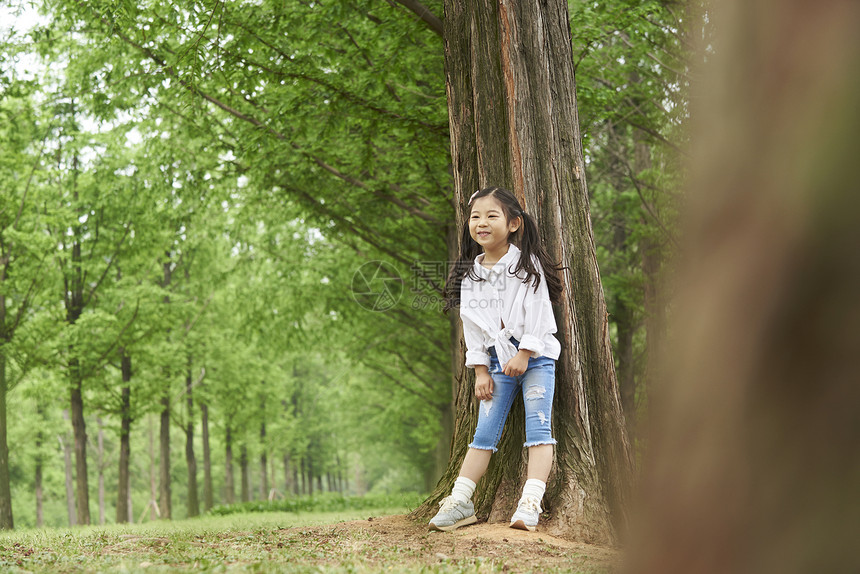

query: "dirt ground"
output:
289 514 620 572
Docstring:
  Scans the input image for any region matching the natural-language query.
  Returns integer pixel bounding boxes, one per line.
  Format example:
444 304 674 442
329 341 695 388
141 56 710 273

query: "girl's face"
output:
469 195 520 253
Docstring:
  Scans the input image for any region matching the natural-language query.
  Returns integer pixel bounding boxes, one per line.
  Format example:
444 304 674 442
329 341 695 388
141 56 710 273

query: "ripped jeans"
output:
469 338 557 452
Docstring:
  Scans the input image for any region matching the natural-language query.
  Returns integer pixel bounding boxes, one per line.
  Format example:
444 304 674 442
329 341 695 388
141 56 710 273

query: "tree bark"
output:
224 424 235 504
185 363 199 518
414 0 633 542
201 402 213 511
159 394 172 519
116 351 132 523
633 1 860 572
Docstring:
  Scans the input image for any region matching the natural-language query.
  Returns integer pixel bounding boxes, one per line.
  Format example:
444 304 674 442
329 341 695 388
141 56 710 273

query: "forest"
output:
3 0 860 571
0 0 688 532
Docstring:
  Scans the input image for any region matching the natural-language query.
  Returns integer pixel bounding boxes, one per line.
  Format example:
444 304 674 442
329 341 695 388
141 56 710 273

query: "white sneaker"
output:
429 496 477 532
509 495 541 531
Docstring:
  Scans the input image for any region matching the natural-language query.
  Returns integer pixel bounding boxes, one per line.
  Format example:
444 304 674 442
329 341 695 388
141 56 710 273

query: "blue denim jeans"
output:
469 338 557 452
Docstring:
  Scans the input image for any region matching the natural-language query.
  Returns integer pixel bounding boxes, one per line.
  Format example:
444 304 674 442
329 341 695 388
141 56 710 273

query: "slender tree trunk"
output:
258 384 267 500
116 352 132 523
159 394 171 519
416 0 633 542
69 364 91 526
185 363 199 518
201 402 213 511
97 417 105 525
35 400 43 528
61 410 76 526
148 413 158 520
0 350 12 529
66 181 91 526
239 445 250 502
224 425 235 504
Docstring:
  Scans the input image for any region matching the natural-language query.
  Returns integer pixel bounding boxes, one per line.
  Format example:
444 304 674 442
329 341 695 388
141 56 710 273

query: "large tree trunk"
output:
633 1 860 572
159 394 171 519
201 402 213 511
0 349 12 530
414 0 633 542
116 351 132 523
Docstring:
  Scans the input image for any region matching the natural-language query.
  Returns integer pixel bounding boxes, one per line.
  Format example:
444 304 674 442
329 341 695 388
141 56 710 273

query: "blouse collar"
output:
473 243 521 278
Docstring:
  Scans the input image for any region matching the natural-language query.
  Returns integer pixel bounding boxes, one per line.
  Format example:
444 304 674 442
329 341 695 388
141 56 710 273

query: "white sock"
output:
451 476 477 504
520 478 546 503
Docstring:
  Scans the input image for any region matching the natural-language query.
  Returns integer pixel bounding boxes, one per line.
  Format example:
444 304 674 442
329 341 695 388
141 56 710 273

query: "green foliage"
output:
0 0 688 532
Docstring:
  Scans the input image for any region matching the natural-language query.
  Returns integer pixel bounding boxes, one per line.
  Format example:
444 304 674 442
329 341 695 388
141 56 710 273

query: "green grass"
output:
0 502 420 572
0 494 614 573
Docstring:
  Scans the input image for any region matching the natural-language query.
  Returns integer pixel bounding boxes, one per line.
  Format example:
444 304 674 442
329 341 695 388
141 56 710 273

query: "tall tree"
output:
0 86 55 530
413 0 633 542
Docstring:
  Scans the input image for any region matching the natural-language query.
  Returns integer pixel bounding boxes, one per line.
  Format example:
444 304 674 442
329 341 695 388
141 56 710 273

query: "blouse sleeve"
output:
518 257 557 357
460 278 491 369
462 313 491 369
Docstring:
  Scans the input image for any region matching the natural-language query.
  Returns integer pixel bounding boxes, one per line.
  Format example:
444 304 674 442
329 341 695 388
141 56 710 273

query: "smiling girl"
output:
429 186 564 532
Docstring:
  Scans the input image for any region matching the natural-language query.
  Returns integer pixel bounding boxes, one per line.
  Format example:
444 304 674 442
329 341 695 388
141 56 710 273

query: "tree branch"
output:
391 0 443 37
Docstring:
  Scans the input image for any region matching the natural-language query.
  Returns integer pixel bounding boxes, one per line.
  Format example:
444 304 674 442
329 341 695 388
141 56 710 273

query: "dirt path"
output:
281 514 620 572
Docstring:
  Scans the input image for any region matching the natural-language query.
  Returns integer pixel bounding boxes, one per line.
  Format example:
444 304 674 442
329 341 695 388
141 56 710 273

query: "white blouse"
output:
460 243 561 369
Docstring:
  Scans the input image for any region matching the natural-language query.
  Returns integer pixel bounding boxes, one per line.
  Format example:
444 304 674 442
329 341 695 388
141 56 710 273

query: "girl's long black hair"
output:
443 186 565 313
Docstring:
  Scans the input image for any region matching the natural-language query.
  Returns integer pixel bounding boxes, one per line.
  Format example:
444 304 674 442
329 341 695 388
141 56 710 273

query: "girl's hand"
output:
503 350 532 377
475 372 494 401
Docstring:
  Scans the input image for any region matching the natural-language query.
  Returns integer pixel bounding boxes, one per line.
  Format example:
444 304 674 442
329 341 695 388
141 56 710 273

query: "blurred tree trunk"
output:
185 363 199 518
35 401 43 528
201 402 213 511
116 352 132 523
159 394 171 519
224 425 235 504
148 413 158 520
159 253 173 520
61 410 76 526
633 1 860 572
415 0 633 542
259 390 267 500
239 444 250 502
97 418 105 525
0 350 11 530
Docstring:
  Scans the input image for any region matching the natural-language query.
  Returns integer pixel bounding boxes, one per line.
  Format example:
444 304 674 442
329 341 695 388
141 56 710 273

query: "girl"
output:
430 186 564 532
